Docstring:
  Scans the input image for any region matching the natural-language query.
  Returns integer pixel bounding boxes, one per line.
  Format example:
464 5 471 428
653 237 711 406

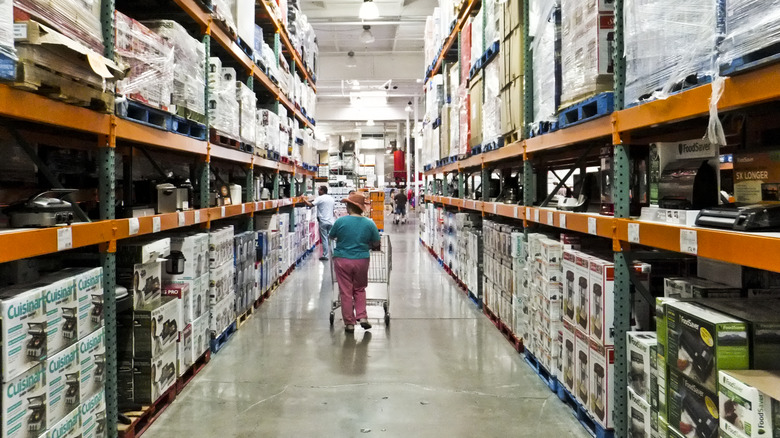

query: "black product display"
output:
658 159 718 210
4 189 79 227
27 395 46 433
565 272 576 320
91 294 104 323
601 147 649 215
26 322 46 359
679 389 719 438
678 329 714 382
578 351 589 403
165 251 186 275
558 172 597 212
62 307 77 339
94 353 106 383
696 204 780 231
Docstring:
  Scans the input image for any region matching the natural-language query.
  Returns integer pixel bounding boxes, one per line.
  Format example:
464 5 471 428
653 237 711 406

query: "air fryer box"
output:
666 301 749 392
1 363 46 438
628 331 657 403
575 329 590 405
132 343 178 404
589 340 614 428
65 267 104 338
131 298 181 358
575 253 592 333
46 343 80 429
562 320 577 394
719 370 780 438
80 390 106 438
629 386 654 438
162 282 191 325
178 324 193 376
46 406 80 438
79 327 105 401
563 250 578 326
668 369 719 438
41 273 79 356
0 284 47 381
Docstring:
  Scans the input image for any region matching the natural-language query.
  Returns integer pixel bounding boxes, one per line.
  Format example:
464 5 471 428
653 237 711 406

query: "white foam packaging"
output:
79 327 105 401
46 342 80 428
0 284 47 381
1 363 46 438
80 390 106 438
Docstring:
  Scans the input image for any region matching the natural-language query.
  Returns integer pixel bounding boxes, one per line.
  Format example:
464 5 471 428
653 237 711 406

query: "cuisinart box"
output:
0 284 47 381
41 273 79 355
79 327 105 401
64 267 104 338
2 363 46 438
46 403 80 438
719 370 780 438
628 331 657 403
80 390 107 438
131 298 181 358
589 340 614 429
666 301 749 393
132 343 177 404
733 150 780 204
46 343 80 428
668 369 719 438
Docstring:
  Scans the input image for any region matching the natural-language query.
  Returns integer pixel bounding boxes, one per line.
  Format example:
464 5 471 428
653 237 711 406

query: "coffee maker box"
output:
628 331 657 403
719 370 780 438
629 386 654 438
65 267 104 338
46 343 79 429
80 390 106 438
79 327 105 401
591 259 651 346
46 405 80 438
162 282 191 325
0 284 47 381
668 369 719 438
666 301 749 393
575 329 590 405
132 298 181 358
178 324 193 376
41 273 79 356
562 320 577 394
575 253 593 334
132 343 178 404
1 363 46 438
589 340 614 429
563 250 578 326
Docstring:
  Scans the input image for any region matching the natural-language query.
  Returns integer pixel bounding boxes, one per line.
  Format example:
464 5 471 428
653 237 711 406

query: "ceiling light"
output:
359 0 380 20
360 25 375 44
366 119 375 126
346 51 357 68
404 101 413 113
351 80 361 90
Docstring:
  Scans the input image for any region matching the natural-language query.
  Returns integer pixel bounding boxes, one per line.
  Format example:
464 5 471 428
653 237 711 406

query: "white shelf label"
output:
560 214 567 229
492 203 497 214
547 212 554 225
680 229 698 255
588 217 598 235
254 202 260 211
514 206 520 219
242 204 246 214
221 206 226 217
152 217 161 233
194 211 201 223
628 223 640 244
128 218 140 235
178 212 186 227
57 227 73 251
526 207 531 219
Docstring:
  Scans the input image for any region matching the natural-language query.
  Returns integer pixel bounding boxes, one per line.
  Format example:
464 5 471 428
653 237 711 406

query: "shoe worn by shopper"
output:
345 324 355 333
359 319 372 330
320 256 329 261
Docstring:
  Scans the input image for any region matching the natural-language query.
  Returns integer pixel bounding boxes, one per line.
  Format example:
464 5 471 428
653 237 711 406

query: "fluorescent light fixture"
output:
360 25 375 44
349 90 388 106
366 119 375 126
346 51 357 68
404 100 413 113
359 0 379 20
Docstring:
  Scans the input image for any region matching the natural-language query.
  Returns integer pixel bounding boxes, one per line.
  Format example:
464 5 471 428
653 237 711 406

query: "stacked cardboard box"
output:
529 0 561 131
483 220 519 332
499 0 524 138
209 227 236 336
237 82 257 147
208 57 240 140
234 231 258 315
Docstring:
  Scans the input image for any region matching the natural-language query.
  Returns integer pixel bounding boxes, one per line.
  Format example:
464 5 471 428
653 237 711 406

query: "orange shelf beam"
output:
258 0 317 91
0 85 110 135
115 119 209 154
525 116 613 154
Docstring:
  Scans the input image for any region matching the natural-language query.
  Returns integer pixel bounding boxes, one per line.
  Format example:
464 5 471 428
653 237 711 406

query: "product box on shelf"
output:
117 238 171 309
131 343 178 404
0 284 47 381
46 406 80 438
574 252 592 333
575 329 590 404
563 250 578 325
130 298 181 358
664 277 743 299
46 342 80 428
55 267 103 340
1 363 46 438
166 234 209 281
668 369 719 438
80 390 106 438
590 340 614 428
178 323 193 376
40 273 78 356
628 331 657 403
210 294 235 335
192 312 210 359
209 227 235 269
209 261 235 304
162 282 191 326
590 259 651 346
629 386 655 438
562 320 576 394
733 151 780 205
666 301 749 392
79 327 105 401
469 70 484 148
718 370 780 438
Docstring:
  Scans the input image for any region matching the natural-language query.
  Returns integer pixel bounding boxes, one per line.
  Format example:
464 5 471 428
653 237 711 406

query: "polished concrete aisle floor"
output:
145 219 591 437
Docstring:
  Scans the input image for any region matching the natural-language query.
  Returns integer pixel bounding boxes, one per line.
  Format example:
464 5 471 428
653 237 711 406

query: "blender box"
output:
166 234 209 280
589 340 614 428
191 313 210 359
563 250 578 325
162 282 191 325
719 370 780 438
0 284 47 381
575 329 590 405
46 343 79 428
590 259 651 346
666 301 749 392
46 406 80 438
132 343 178 404
575 253 593 334
80 390 106 438
628 331 657 403
63 267 104 339
41 273 79 356
562 320 576 394
2 363 46 438
130 298 181 358
79 327 105 401
178 324 193 376
668 369 719 438
629 386 654 438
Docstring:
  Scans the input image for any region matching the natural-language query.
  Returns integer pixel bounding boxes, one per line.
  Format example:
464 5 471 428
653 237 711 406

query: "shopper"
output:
305 185 335 261
394 189 408 218
329 192 381 333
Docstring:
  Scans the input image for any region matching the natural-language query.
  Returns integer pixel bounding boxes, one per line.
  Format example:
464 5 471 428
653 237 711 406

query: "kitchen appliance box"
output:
117 238 171 309
628 331 657 403
129 343 178 404
666 301 749 393
209 226 235 269
589 340 614 429
121 298 181 358
590 259 651 346
41 274 79 356
67 267 104 338
0 284 47 382
733 150 780 205
719 370 780 438
79 327 106 401
656 297 680 421
165 233 210 281
191 312 210 362
2 363 46 438
162 282 191 326
166 274 209 324
629 386 655 438
178 323 193 376
562 320 577 394
575 328 590 405
667 369 720 438
664 277 743 299
575 252 594 334
209 261 235 304
563 250 578 326
80 390 106 438
46 343 80 429
46 406 81 438
209 293 235 335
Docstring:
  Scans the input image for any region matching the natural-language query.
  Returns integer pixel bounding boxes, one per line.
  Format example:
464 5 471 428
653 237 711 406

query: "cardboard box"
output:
131 344 178 404
41 274 79 356
46 406 80 438
575 253 593 333
166 234 209 281
209 261 235 304
80 390 107 438
664 277 743 299
46 343 80 428
209 226 235 268
0 284 47 381
500 77 523 136
130 298 181 358
469 70 484 148
589 340 614 428
575 329 590 405
117 238 171 266
563 250 578 325
1 363 46 438
629 386 654 438
666 301 749 392
590 259 651 345
719 370 780 438
119 260 163 309
210 294 235 335
668 369 719 438
628 331 657 403
733 151 780 204
178 323 193 376
65 267 103 339
79 328 105 401
192 313 210 359
562 320 576 394
500 27 524 87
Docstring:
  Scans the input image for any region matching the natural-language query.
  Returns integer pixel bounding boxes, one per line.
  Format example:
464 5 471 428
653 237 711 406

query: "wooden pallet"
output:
503 130 521 146
236 306 253 329
174 105 207 125
255 148 268 159
176 350 211 394
210 321 237 354
118 385 177 438
209 128 241 150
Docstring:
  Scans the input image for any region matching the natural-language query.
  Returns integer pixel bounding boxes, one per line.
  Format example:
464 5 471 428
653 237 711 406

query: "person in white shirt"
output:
305 185 336 261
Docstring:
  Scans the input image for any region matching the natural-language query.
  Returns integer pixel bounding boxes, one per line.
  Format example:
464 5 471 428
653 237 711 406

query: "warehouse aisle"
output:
144 217 590 437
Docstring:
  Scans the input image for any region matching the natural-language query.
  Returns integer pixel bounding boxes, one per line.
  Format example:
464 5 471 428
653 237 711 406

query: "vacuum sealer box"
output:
589 340 614 428
131 343 178 404
733 151 780 204
628 331 657 403
562 320 576 394
131 298 181 358
575 328 590 405
668 369 719 438
666 301 749 393
80 390 106 438
1 363 46 438
46 405 80 438
46 343 80 429
79 327 105 401
41 273 79 356
0 284 47 382
629 386 654 438
718 370 780 438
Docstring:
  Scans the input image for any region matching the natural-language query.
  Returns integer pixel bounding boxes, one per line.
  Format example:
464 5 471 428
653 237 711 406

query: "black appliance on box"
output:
4 189 79 227
696 204 780 231
26 322 46 359
62 307 77 339
658 159 718 210
27 395 46 433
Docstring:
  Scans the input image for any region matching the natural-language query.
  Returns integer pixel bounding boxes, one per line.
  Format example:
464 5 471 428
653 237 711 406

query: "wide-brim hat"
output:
342 192 370 212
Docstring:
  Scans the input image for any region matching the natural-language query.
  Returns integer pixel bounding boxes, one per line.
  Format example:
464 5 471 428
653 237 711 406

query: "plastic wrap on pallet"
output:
144 20 206 117
458 86 470 156
208 68 240 138
721 0 780 70
212 0 237 35
15 0 103 53
471 7 484 70
483 0 501 49
115 12 174 110
426 74 444 122
461 18 472 83
258 109 281 153
560 0 614 106
449 100 460 156
0 0 13 60
237 82 256 145
482 61 502 143
624 0 719 105
530 0 560 124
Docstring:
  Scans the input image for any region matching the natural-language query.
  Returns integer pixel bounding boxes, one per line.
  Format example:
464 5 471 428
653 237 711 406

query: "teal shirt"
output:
330 215 381 259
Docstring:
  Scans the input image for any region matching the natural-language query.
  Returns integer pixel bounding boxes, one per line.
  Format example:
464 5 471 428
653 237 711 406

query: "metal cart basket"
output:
329 234 392 326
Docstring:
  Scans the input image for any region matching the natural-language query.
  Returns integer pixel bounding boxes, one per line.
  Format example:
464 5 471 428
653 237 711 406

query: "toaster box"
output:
178 324 193 377
668 369 719 438
131 298 181 358
719 370 780 438
575 329 590 405
79 327 105 401
191 313 210 359
46 343 80 429
666 301 749 392
628 331 657 403
562 320 577 394
589 340 614 428
590 259 651 346
46 405 80 438
2 363 46 438
41 273 79 356
162 282 191 325
563 250 579 325
118 260 163 309
575 253 593 333
132 343 178 404
80 390 107 438
66 267 104 338
629 386 654 438
0 284 47 382
166 234 208 281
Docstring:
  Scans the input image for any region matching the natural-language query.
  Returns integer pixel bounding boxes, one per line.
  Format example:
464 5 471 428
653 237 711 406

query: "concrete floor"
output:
144 218 591 438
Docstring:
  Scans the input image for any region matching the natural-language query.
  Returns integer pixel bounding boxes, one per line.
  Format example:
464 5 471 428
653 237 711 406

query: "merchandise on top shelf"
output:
471 6 484 70
237 82 257 145
718 370 780 438
2 363 46 438
212 0 237 34
233 0 255 48
208 60 241 139
0 0 10 60
469 70 484 148
482 61 502 144
0 284 47 382
720 0 780 74
530 0 561 128
15 0 103 53
46 342 79 429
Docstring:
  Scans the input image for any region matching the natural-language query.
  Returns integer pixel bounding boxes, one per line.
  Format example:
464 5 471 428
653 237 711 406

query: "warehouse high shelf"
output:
424 0 481 84
257 0 316 92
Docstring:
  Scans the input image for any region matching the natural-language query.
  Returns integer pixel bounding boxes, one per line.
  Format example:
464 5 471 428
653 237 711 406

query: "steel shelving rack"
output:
421 0 780 436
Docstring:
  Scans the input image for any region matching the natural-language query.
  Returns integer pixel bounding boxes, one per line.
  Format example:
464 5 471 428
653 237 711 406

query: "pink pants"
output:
333 257 370 325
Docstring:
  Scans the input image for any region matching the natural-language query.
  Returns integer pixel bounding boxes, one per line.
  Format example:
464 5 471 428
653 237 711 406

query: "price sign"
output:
514 206 520 219
128 218 140 235
242 204 246 214
194 211 201 223
492 203 498 214
178 212 186 227
534 209 540 223
152 217 161 233
221 206 226 217
628 223 640 243
526 207 531 219
547 212 554 225
680 229 698 255
560 214 567 229
588 217 597 235
57 227 73 251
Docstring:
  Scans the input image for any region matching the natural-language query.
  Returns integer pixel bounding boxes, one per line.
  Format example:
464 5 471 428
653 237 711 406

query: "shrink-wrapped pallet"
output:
258 109 281 154
471 7 484 69
458 86 470 155
15 0 102 53
0 0 14 60
208 65 240 139
237 82 256 145
720 0 780 73
212 0 237 34
530 0 561 125
482 61 502 143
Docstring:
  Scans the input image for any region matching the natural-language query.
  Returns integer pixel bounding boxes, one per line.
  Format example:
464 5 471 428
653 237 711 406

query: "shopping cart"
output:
392 206 407 224
329 234 392 327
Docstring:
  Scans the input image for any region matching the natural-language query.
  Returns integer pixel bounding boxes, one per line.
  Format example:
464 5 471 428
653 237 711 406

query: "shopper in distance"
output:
329 192 381 333
305 185 335 261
